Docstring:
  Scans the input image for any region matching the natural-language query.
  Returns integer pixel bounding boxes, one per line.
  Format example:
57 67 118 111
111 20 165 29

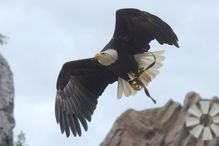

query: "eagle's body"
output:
55 8 179 137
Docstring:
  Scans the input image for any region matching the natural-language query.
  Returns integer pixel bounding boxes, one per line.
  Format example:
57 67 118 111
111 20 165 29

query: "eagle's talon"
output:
129 79 141 91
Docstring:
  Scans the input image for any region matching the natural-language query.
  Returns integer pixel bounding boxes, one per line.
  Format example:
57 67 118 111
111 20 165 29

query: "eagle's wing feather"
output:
55 58 117 137
113 8 179 51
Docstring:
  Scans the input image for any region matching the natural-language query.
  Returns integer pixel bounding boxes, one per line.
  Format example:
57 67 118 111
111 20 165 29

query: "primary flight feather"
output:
55 8 179 137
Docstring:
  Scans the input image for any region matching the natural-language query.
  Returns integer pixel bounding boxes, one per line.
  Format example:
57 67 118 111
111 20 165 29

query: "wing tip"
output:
174 41 180 48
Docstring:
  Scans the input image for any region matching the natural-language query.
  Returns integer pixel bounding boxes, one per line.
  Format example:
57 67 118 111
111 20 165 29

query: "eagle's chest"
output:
106 53 138 75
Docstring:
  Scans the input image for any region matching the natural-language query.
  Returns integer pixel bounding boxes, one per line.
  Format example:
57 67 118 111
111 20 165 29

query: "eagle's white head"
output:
95 49 118 66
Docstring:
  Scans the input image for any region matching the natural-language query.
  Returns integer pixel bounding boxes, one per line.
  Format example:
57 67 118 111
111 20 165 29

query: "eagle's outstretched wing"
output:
55 59 117 137
112 8 179 51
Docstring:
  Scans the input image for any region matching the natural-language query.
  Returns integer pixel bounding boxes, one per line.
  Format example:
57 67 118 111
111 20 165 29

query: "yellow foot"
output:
129 79 141 91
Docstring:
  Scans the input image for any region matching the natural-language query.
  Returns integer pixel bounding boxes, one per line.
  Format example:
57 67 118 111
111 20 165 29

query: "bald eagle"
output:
55 8 179 137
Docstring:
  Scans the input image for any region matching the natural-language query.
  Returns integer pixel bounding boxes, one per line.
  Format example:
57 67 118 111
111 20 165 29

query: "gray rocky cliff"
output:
101 92 219 146
0 53 15 146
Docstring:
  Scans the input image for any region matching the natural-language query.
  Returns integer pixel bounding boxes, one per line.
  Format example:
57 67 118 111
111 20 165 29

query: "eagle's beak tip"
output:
95 53 102 60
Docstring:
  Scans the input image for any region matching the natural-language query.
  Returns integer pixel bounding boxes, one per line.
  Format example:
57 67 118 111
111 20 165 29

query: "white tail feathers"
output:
117 50 165 99
117 77 137 99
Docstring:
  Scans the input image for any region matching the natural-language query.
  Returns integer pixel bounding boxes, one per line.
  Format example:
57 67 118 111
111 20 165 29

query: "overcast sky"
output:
0 0 219 146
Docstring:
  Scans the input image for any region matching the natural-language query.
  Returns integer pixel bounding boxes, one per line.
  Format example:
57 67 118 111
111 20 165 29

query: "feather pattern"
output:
55 59 117 137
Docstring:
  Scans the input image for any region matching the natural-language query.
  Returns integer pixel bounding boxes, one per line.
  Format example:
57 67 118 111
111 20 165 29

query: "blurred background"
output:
0 0 219 145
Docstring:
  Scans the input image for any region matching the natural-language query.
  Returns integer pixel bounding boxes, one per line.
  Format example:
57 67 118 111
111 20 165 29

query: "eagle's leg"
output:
128 67 145 90
118 72 140 90
128 78 141 90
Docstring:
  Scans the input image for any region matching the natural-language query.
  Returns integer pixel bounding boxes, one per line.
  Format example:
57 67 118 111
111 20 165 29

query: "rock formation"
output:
0 53 15 146
101 92 219 146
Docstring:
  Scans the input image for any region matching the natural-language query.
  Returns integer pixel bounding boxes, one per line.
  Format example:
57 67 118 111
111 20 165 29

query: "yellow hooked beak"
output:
95 53 103 60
